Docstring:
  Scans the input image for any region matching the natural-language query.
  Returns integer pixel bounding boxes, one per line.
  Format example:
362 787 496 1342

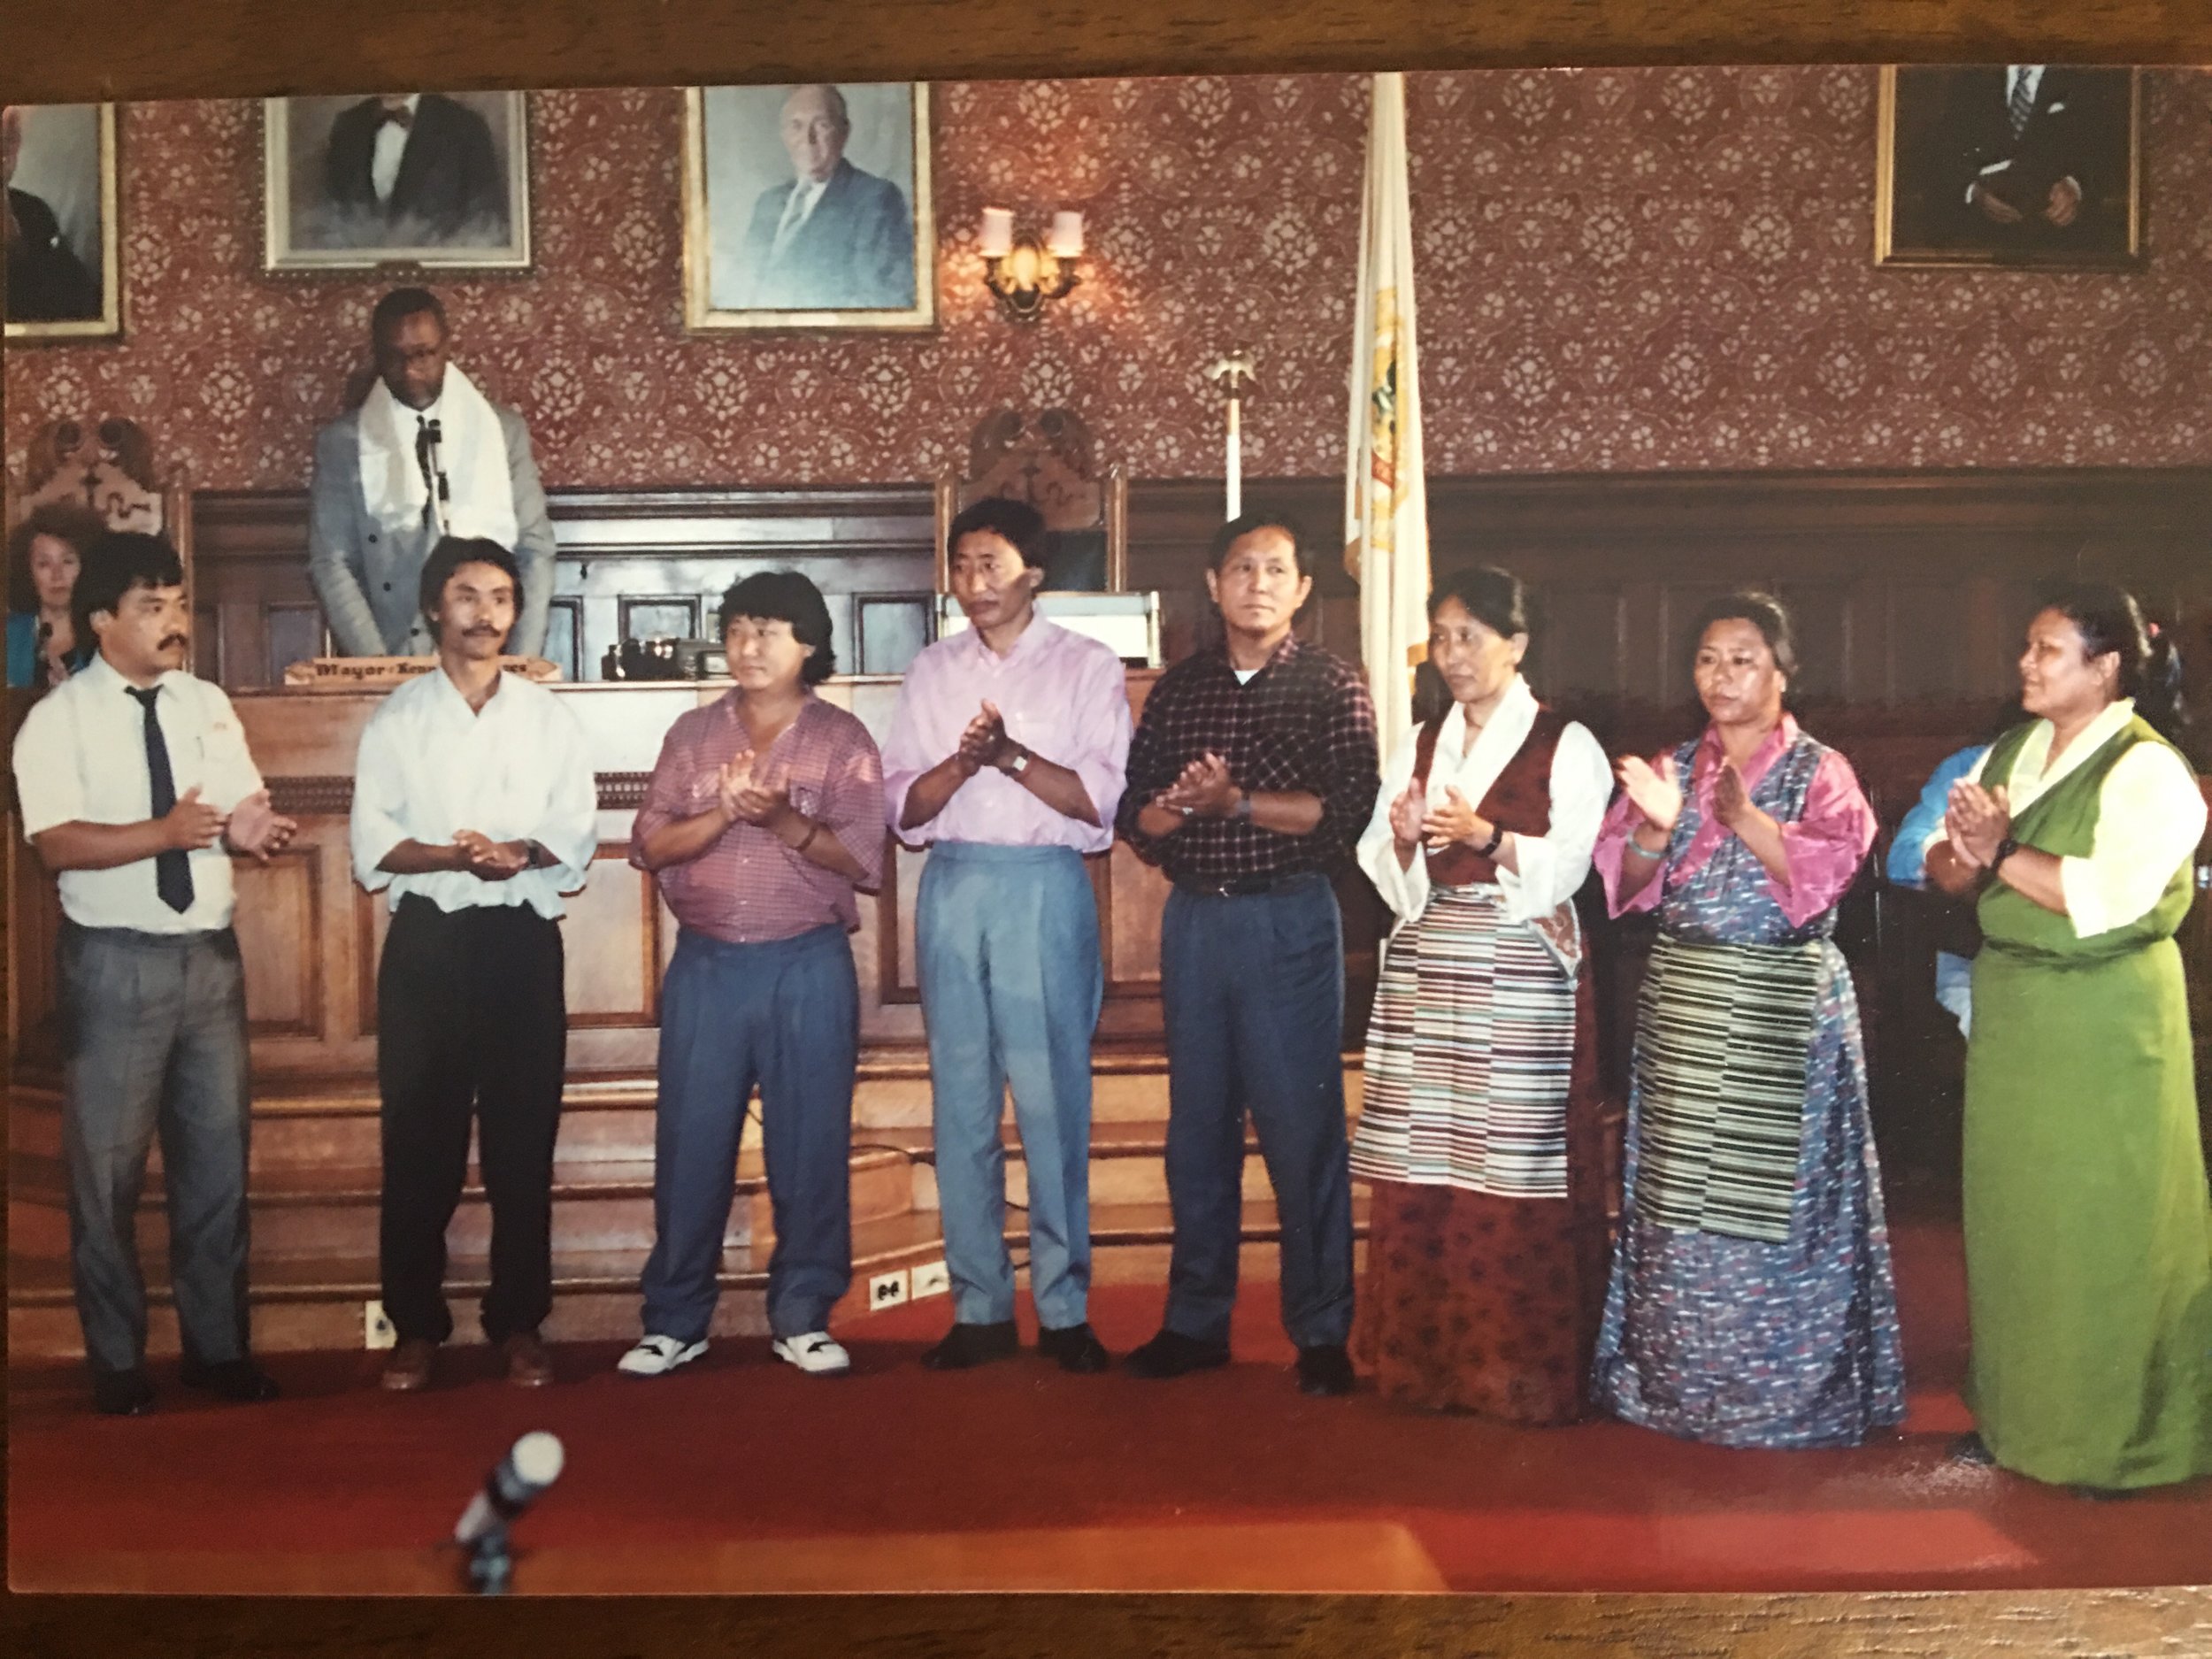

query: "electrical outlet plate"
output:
910 1259 950 1299
365 1299 396 1349
868 1268 910 1310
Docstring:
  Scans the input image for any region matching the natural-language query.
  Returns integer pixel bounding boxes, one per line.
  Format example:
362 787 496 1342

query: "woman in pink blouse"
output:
1587 592 1904 1448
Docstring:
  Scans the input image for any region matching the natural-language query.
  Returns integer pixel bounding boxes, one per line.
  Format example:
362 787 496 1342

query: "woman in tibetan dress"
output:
1590 591 1904 1448
1928 584 2212 1493
1349 566 1614 1420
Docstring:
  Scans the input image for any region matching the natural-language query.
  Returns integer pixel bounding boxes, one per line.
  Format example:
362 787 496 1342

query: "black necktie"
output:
2008 69 2036 138
128 686 195 914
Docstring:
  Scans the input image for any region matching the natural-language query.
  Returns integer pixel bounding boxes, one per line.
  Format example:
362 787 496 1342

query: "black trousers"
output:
377 895 566 1345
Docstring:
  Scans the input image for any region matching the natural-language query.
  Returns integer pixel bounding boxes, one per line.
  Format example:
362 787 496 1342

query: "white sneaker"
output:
617 1334 707 1377
772 1332 851 1375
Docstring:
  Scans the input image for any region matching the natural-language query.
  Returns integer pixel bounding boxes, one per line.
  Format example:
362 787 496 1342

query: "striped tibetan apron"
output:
1630 933 1819 1243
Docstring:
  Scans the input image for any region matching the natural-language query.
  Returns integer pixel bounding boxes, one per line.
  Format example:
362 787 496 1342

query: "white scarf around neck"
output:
357 363 519 550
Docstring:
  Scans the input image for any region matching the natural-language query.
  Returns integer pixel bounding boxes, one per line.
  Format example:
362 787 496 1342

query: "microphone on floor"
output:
454 1431 565 1594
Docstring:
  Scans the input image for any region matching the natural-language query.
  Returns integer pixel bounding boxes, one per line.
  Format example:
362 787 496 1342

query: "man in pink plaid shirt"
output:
616 571 886 1380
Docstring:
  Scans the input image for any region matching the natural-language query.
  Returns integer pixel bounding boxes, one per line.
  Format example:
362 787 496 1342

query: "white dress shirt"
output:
12 654 265 933
349 667 599 918
1940 698 2208 940
1356 675 1612 926
371 95 421 206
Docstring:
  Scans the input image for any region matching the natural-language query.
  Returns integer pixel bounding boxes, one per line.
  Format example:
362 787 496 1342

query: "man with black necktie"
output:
11 532 298 1416
1912 65 2126 252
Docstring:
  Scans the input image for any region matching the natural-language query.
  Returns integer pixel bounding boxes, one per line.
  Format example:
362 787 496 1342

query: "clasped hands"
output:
714 748 800 832
1941 780 2011 870
1155 752 1244 819
950 701 1024 780
1972 175 2082 227
1386 780 1493 853
164 786 299 864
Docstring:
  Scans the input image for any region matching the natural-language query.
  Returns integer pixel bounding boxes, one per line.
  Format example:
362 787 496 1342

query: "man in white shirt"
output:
349 536 597 1392
12 532 297 1416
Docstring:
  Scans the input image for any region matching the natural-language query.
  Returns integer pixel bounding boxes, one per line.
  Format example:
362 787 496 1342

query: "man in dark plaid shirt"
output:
1116 510 1379 1397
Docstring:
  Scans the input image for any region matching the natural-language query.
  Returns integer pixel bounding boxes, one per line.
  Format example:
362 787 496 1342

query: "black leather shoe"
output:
1037 1322 1111 1374
1123 1328 1231 1379
90 1368 156 1417
180 1356 281 1403
1947 1431 1997 1467
1295 1343 1356 1397
920 1320 1020 1371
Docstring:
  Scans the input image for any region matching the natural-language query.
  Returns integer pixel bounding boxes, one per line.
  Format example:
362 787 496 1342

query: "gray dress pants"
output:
59 922 252 1375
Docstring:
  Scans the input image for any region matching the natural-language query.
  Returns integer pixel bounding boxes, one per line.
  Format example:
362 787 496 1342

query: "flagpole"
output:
1205 350 1256 520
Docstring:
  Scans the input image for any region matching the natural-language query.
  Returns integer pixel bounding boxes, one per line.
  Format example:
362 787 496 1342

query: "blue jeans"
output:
1159 874 1355 1349
640 925 858 1341
59 923 251 1375
918 841 1102 1330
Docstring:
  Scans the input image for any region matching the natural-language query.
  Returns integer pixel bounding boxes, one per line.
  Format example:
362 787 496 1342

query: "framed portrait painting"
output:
683 82 935 331
4 102 120 341
1876 65 2141 268
262 91 531 272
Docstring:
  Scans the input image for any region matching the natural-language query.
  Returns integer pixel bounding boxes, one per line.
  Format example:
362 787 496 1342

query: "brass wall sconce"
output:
979 207 1083 322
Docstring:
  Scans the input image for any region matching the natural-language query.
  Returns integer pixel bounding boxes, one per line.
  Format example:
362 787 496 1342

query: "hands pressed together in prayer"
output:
1942 779 2012 870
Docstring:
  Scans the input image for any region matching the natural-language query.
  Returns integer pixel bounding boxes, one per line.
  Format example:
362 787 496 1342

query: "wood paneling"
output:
231 845 321 1041
564 845 661 1029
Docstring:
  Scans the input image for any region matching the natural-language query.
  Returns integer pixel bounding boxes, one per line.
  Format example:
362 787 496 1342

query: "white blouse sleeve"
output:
2060 741 2207 939
1356 727 1427 925
1496 719 1613 921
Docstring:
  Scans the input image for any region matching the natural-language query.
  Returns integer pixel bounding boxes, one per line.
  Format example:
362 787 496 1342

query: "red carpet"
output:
9 1218 2211 1593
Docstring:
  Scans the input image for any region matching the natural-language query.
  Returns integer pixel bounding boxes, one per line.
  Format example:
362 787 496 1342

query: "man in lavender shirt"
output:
883 498 1132 1373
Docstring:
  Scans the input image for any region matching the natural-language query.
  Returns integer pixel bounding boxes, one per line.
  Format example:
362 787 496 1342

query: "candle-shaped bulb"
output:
1046 210 1085 258
979 207 1015 257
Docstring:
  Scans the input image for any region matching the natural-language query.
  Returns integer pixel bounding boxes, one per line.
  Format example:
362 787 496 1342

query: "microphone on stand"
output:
453 1431 565 1594
417 416 450 538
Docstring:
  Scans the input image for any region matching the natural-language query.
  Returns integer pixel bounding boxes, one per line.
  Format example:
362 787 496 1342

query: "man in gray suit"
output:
307 288 557 657
735 85 913 311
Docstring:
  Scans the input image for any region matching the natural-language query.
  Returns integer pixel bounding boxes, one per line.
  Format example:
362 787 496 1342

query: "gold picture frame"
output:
260 91 533 273
1876 65 2142 268
4 103 120 342
681 82 936 332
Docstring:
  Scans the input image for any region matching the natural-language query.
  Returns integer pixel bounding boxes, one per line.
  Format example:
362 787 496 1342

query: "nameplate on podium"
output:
280 657 562 690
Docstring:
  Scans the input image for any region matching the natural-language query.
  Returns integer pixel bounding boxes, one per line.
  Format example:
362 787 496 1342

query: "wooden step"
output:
6 1198 1368 1361
7 1142 918 1264
5 1061 1366 1164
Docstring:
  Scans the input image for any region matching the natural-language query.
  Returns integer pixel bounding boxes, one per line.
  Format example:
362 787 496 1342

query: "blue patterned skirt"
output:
1590 936 1907 1448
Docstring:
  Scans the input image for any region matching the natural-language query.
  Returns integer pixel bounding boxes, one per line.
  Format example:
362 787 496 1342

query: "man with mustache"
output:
349 536 597 1392
12 531 297 1415
881 497 1132 1373
308 287 557 660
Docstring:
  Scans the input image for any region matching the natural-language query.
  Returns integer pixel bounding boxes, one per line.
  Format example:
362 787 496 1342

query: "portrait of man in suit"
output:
265 93 530 271
4 103 115 336
1878 65 2139 267
687 81 934 329
323 93 506 242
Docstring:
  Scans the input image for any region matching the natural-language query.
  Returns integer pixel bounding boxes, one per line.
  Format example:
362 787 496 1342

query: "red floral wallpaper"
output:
7 67 2212 494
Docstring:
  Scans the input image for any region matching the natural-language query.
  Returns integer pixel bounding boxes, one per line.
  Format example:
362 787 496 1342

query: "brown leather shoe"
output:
380 1338 437 1393
500 1332 553 1387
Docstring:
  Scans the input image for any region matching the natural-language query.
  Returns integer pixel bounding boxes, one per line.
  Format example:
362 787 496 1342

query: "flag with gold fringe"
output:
1343 70 1431 761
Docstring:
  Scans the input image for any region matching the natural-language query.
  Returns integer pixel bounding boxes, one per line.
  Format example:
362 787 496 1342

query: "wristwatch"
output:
1986 835 2022 879
1233 791 1256 822
1004 745 1032 777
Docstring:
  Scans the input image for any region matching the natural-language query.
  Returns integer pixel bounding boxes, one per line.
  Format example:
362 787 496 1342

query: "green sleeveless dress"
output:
1962 714 2212 1489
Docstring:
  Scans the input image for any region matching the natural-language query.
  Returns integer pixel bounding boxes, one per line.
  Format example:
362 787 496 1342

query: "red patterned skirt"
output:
1354 973 1613 1424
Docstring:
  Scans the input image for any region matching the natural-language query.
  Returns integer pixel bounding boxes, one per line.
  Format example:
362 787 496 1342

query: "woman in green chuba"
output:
1929 582 2212 1494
